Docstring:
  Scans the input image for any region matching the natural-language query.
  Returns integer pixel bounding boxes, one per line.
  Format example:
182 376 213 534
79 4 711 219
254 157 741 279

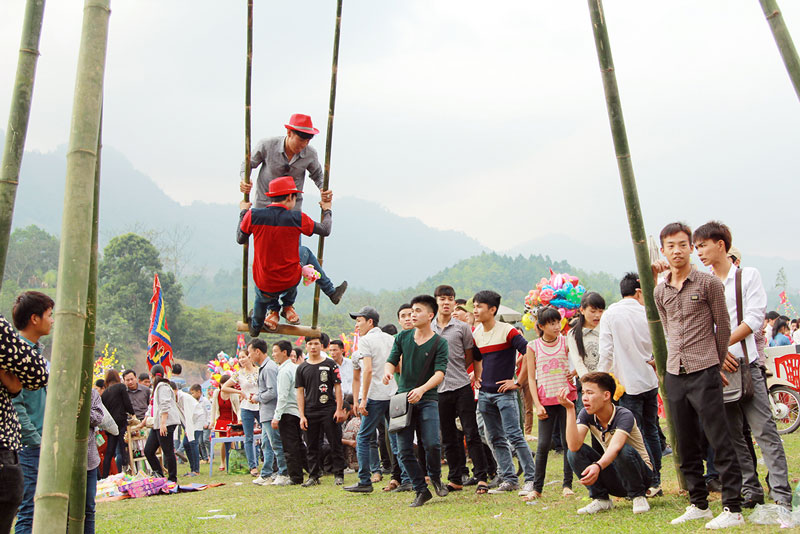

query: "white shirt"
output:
352 327 397 401
793 329 800 345
335 357 354 396
722 265 766 364
597 297 658 396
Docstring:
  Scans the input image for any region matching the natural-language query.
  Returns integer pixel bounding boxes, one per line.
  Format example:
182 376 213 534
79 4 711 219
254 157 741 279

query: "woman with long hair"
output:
210 374 241 470
567 292 606 379
222 350 260 475
143 364 181 482
100 369 134 478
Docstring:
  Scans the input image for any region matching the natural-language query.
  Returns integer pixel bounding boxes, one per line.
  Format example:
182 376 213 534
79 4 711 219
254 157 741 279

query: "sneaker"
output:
334 476 344 486
329 282 348 305
577 499 614 515
704 508 744 530
632 496 650 514
670 504 714 525
301 477 320 487
272 475 292 486
487 481 519 494
268 473 278 481
487 475 500 489
662 445 673 456
252 476 270 486
409 488 433 508
646 486 663 498
518 481 536 496
343 468 356 474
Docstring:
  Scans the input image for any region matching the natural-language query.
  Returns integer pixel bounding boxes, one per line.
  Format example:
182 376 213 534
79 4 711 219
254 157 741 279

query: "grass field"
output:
97 429 800 534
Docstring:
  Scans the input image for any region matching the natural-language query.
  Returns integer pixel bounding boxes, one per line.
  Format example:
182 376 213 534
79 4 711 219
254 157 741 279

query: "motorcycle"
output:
764 346 800 435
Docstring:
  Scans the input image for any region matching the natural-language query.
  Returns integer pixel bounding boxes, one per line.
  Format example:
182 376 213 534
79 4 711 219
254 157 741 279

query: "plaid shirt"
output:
654 269 731 375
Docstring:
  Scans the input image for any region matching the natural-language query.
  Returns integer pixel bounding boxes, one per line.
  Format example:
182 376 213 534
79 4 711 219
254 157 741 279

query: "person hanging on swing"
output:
237 175 342 335
240 113 347 304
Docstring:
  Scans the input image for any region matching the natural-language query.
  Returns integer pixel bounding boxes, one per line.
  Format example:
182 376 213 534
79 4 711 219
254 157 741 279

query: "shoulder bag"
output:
722 268 755 403
388 335 440 433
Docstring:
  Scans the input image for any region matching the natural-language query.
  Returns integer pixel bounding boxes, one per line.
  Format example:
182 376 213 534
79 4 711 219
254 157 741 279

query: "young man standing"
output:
246 339 281 485
10 292 54 534
123 369 149 420
344 306 397 493
295 336 347 486
694 221 793 510
558 373 653 516
472 290 536 496
383 295 449 507
432 285 489 493
329 340 353 401
272 340 306 486
652 222 743 529
138 373 151 389
597 273 662 495
397 303 413 332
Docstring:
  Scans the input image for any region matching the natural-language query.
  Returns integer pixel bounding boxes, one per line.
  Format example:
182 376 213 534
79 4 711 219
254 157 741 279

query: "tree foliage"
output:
3 224 59 288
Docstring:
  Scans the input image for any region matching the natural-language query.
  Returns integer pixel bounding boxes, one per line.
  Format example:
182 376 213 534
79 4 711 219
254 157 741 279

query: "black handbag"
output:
722 268 755 404
387 335 440 433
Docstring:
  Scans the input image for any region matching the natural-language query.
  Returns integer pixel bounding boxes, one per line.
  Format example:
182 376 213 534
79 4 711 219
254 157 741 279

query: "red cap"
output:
284 113 320 135
267 176 302 197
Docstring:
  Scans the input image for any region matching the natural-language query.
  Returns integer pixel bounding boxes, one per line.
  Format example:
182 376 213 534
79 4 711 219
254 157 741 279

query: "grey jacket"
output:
258 358 279 423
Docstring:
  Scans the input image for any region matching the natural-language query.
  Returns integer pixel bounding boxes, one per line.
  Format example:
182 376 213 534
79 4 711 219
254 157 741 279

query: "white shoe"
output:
252 476 269 486
704 508 744 530
577 498 614 515
268 473 278 481
271 475 289 486
670 504 714 525
632 496 650 514
518 481 536 496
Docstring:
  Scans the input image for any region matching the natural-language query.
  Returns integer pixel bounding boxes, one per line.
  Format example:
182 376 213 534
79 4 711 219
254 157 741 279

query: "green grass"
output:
97 432 800 534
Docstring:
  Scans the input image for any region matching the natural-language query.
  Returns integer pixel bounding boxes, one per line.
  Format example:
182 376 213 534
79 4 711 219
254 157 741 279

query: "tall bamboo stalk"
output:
0 0 46 291
241 0 253 324
758 0 800 101
586 0 684 488
66 114 101 534
312 0 344 329
32 1 111 531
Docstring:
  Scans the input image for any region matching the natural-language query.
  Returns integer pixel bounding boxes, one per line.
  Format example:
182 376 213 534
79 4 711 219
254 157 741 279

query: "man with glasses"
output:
240 113 346 305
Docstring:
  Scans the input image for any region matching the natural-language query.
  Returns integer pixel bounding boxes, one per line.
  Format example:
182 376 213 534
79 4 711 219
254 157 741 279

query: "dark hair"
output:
249 338 268 353
219 374 231 385
780 315 790 322
766 311 780 321
619 272 641 298
172 363 182 375
473 290 501 315
410 294 438 318
169 381 178 391
12 291 55 330
692 221 732 252
305 334 321 343
268 192 298 202
330 339 344 349
274 340 292 355
122 369 136 379
138 373 150 382
773 319 790 339
397 303 412 317
381 324 398 335
434 285 456 298
320 332 330 348
290 129 314 140
792 319 799 326
536 307 562 336
455 298 467 306
570 292 606 359
292 347 304 358
581 372 617 395
189 384 202 392
95 379 105 388
659 222 693 246
104 369 121 386
150 364 169 389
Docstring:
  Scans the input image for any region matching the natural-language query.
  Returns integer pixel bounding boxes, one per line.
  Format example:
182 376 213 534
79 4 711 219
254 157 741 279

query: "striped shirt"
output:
531 336 572 405
472 322 529 394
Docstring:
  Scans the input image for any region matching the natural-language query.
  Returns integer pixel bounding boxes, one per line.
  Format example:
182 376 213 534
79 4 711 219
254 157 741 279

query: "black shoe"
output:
301 477 320 487
343 483 373 493
410 489 433 507
742 495 764 509
328 281 348 305
487 475 500 488
462 476 479 487
392 482 413 492
430 478 449 497
706 478 723 493
249 323 261 338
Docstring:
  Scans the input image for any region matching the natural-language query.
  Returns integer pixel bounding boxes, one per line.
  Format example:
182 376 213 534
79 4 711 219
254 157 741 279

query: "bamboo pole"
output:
758 0 800 101
66 114 101 534
241 0 253 324
312 0 344 329
0 0 46 291
586 0 684 489
32 1 111 531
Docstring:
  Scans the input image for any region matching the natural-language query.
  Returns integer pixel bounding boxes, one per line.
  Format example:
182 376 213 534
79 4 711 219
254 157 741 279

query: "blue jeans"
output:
252 285 298 330
84 467 97 534
394 400 441 493
356 399 390 485
15 446 40 534
262 423 287 477
567 443 653 499
619 388 662 486
259 423 276 478
478 390 536 485
386 425 411 484
182 433 200 473
298 246 335 296
200 428 211 460
241 409 259 470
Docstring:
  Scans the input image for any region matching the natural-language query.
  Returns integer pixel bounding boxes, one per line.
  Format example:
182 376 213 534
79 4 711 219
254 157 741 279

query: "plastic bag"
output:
748 504 798 527
226 449 249 475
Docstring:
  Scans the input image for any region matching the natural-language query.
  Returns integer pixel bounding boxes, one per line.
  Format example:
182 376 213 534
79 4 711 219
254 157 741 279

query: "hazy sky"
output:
2 0 799 258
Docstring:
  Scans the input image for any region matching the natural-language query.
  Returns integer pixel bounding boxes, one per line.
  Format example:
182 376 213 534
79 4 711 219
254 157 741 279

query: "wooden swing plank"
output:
236 321 321 337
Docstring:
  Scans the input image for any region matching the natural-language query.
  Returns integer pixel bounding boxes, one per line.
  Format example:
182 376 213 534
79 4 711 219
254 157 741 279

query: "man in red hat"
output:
237 176 341 335
240 113 346 305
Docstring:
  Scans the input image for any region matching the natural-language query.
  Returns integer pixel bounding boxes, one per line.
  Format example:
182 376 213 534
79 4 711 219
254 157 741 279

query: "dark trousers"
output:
278 414 307 484
0 450 23 534
619 387 662 485
306 410 345 478
665 366 742 512
84 467 98 534
395 401 442 493
15 446 39 534
439 384 489 483
144 426 178 482
377 420 391 470
567 443 652 499
102 431 125 478
533 404 573 492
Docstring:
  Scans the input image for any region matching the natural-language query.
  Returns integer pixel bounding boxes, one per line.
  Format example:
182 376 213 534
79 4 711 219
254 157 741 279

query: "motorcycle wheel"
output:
770 385 800 435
